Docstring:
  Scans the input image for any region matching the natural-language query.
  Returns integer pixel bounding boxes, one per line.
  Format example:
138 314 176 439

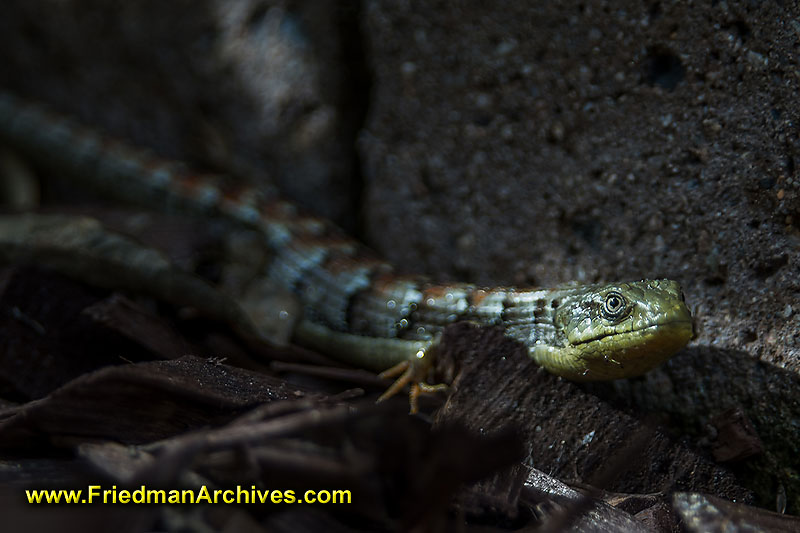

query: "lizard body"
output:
0 91 693 396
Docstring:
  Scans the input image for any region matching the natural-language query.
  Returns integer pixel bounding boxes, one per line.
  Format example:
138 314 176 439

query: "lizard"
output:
0 90 694 411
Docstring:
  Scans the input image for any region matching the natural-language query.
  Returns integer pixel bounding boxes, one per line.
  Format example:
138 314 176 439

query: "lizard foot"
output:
376 345 447 414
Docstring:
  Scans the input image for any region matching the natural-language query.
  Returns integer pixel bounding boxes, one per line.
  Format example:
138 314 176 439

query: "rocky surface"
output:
360 0 800 511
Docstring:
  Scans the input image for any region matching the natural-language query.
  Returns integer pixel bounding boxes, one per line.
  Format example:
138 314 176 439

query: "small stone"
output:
549 121 565 142
495 39 517 55
401 61 416 76
746 50 768 68
791 19 800 39
457 232 475 251
702 118 722 135
782 305 793 318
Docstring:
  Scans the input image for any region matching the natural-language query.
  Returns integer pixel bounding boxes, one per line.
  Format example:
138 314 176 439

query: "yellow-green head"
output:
528 279 693 380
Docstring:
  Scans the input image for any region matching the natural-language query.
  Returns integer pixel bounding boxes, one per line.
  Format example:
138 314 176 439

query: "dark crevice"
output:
643 46 685 90
785 155 795 175
753 254 788 279
335 0 373 241
570 218 603 250
728 19 751 42
649 2 662 21
246 3 270 29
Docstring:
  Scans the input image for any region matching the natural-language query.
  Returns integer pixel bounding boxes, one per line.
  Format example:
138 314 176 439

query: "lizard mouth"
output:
530 317 694 382
570 319 694 380
573 318 694 347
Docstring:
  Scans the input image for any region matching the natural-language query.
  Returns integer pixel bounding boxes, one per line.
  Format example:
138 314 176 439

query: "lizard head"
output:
528 279 693 380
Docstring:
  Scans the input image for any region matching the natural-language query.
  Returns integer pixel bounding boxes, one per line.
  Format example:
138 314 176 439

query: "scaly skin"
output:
0 91 693 400
520 280 693 380
296 280 693 382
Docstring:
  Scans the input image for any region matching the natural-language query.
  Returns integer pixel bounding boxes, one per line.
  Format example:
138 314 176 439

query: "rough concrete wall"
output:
0 0 362 225
360 0 800 510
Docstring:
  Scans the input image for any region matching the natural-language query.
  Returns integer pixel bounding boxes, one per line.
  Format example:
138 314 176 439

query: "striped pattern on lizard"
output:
0 91 694 410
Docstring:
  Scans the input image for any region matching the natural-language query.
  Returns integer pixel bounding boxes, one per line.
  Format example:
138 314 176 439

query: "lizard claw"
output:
376 345 447 414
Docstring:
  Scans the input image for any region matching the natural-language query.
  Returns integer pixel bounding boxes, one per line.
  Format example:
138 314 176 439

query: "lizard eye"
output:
603 291 627 319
